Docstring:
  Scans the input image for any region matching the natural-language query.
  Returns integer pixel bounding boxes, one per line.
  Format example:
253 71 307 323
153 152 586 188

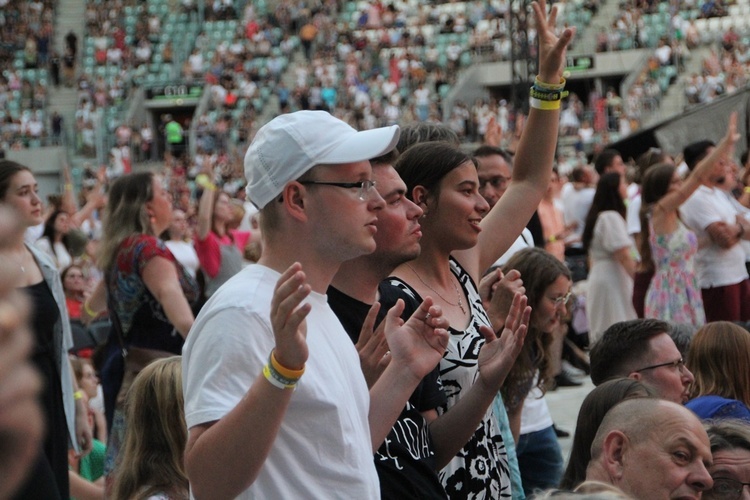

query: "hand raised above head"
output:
531 0 575 85
382 297 449 382
270 262 311 371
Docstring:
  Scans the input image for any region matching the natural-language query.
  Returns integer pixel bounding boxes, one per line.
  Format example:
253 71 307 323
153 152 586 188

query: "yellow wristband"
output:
744 186 750 194
548 235 557 243
65 183 73 191
74 390 84 401
83 301 97 318
270 350 305 379
534 76 566 90
530 97 561 110
263 364 297 389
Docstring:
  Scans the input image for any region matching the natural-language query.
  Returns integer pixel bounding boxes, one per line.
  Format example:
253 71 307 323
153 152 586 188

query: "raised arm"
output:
655 112 739 217
184 263 311 499
465 0 575 277
60 163 79 216
195 163 217 241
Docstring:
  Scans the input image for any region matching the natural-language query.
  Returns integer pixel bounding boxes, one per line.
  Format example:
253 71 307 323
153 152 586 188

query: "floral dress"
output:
385 258 513 499
644 219 705 325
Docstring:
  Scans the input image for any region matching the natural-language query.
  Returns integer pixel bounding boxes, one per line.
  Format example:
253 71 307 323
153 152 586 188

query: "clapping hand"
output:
270 262 311 371
355 302 390 388
479 269 525 333
383 298 450 383
477 292 531 392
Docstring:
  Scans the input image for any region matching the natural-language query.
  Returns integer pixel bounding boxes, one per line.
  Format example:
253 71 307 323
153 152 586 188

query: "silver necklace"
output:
15 249 26 273
406 263 466 314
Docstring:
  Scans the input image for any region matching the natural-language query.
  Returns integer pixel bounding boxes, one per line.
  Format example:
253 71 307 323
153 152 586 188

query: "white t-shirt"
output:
520 375 552 435
562 186 595 248
493 228 534 268
164 240 200 278
182 264 379 499
680 185 748 288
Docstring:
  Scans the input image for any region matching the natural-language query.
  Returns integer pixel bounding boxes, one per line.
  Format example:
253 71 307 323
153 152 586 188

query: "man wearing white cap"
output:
182 110 451 499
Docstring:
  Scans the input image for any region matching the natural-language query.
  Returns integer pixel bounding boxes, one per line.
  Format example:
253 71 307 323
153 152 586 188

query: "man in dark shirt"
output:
328 151 447 498
329 152 526 498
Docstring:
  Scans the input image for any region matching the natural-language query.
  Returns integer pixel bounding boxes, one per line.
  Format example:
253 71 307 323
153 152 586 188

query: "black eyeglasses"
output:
634 358 685 373
479 175 510 190
299 180 377 201
704 477 750 500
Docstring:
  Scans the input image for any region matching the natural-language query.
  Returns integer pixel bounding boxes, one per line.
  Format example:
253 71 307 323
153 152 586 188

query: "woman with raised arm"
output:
640 113 739 324
194 161 249 298
383 3 574 496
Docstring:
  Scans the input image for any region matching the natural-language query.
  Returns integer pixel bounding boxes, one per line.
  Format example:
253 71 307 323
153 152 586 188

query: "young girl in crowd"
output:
583 172 637 342
111 356 188 500
501 247 571 494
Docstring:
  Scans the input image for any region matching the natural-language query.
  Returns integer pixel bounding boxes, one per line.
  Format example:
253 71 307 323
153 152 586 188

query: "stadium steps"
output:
642 45 712 128
568 0 622 55
51 0 87 163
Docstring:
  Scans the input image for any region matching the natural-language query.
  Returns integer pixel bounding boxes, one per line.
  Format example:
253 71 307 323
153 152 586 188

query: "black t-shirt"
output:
327 284 448 499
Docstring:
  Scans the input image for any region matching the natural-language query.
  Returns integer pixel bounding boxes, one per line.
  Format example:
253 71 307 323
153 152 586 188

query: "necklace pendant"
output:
458 299 466 314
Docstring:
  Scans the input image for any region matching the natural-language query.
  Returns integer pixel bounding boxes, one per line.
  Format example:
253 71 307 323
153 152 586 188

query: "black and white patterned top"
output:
384 257 512 499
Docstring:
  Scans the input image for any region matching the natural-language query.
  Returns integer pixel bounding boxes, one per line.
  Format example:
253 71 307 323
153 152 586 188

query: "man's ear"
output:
281 182 308 222
601 430 628 480
628 371 642 382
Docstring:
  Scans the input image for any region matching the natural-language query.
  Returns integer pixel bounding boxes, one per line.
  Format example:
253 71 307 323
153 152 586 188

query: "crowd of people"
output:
6 1 750 500
0 0 57 149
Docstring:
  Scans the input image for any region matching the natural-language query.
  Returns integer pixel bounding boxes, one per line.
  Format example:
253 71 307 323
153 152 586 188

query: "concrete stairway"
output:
50 0 91 171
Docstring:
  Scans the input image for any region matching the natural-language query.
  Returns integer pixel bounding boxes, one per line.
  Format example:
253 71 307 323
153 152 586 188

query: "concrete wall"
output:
5 147 68 200
473 49 650 86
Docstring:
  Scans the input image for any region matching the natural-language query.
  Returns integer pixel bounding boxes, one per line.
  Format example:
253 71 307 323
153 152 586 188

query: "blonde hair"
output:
687 321 750 405
98 172 156 273
110 356 188 500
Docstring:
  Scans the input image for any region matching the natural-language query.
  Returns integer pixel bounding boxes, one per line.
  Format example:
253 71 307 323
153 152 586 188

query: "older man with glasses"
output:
589 318 695 404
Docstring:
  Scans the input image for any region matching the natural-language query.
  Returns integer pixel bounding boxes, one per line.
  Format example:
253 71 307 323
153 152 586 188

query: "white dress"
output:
586 211 637 342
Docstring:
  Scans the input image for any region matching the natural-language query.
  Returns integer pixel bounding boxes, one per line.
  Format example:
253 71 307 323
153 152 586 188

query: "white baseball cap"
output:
244 111 400 209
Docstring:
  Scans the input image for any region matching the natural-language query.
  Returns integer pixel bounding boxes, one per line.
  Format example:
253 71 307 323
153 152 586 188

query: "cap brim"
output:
318 125 400 165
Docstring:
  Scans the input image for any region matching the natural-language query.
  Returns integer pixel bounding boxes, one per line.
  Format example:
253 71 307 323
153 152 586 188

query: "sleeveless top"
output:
384 257 513 499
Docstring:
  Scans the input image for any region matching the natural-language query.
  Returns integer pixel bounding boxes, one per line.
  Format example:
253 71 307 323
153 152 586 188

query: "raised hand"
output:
383 298 449 382
270 262 311 370
483 116 502 147
476 292 531 392
532 0 575 84
718 111 740 153
485 269 525 333
355 302 390 388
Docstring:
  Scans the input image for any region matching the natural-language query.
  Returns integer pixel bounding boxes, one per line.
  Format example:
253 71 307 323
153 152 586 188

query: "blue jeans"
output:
516 425 564 496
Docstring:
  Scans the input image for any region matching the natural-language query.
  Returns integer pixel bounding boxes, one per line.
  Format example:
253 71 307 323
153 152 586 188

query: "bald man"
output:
586 398 713 499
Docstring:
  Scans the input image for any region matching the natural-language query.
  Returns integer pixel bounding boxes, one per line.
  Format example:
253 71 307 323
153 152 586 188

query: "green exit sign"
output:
566 55 594 71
